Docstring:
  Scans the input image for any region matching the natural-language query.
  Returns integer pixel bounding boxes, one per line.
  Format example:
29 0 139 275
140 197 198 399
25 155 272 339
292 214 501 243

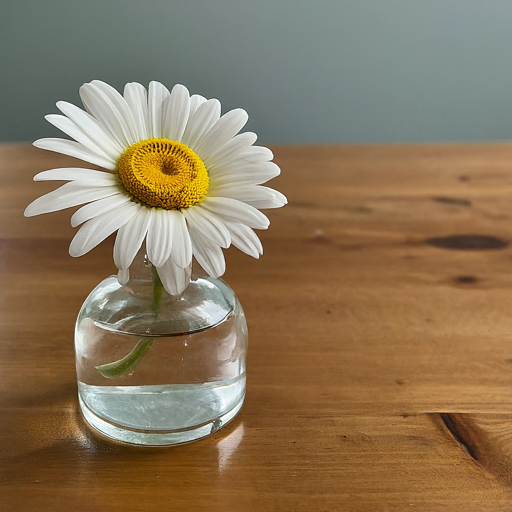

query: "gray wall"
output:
2 0 512 144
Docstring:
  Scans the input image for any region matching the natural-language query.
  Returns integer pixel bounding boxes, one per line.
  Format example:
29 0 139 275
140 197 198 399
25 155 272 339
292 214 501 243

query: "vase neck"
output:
125 247 155 284
120 247 195 298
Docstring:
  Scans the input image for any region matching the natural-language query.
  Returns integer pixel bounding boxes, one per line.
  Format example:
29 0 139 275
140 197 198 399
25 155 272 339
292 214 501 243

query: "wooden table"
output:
3 143 512 510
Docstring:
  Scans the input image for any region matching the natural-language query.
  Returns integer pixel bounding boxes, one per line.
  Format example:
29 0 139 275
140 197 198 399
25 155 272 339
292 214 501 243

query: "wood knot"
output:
426 235 509 251
434 197 471 207
454 275 478 284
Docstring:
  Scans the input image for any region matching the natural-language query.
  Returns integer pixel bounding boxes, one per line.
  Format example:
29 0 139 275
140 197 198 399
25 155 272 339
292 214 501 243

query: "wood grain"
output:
3 143 512 510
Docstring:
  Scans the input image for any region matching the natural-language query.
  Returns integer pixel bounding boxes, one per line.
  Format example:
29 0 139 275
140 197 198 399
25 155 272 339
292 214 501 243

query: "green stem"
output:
151 264 163 317
95 263 164 379
95 337 154 378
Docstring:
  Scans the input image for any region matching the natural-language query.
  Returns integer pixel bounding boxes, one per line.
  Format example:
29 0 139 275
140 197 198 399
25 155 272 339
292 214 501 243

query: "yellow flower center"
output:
117 138 209 210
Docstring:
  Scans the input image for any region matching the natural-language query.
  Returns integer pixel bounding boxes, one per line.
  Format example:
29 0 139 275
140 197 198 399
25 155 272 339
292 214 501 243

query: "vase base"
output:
79 394 245 446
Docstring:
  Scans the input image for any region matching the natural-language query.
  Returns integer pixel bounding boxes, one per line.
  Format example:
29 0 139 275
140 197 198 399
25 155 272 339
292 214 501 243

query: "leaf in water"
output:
95 337 154 379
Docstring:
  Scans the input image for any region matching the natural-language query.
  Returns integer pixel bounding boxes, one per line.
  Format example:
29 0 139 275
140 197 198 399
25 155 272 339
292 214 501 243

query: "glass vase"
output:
75 250 248 446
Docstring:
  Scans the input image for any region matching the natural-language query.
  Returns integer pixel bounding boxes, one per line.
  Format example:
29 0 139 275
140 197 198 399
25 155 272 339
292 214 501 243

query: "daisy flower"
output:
24 80 287 295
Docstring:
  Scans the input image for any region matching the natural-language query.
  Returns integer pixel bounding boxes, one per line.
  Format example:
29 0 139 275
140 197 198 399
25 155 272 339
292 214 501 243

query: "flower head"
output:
25 80 286 295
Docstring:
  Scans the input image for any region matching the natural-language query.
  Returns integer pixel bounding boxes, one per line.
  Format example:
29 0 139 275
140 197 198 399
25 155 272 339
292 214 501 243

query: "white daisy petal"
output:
183 206 230 248
148 81 171 139
56 101 123 159
90 80 139 145
80 83 131 148
123 82 149 141
118 268 130 285
189 229 226 278
250 146 273 159
204 132 257 169
168 211 192 268
210 160 280 179
146 209 174 267
209 184 287 209
157 257 191 296
34 170 115 188
181 99 221 149
114 207 153 269
209 162 281 187
34 168 115 182
236 146 274 165
33 138 117 171
193 108 249 160
209 146 274 175
45 115 111 159
71 194 131 227
24 182 119 217
56 177 114 188
163 84 190 142
189 94 207 117
69 201 139 257
222 219 263 258
200 196 270 230
241 197 286 210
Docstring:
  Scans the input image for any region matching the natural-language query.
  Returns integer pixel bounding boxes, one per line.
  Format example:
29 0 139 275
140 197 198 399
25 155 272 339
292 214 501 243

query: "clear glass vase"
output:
75 250 248 446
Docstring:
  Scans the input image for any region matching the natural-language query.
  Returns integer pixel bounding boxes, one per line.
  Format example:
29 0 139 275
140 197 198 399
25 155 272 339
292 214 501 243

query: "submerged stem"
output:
95 262 164 379
95 337 154 378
